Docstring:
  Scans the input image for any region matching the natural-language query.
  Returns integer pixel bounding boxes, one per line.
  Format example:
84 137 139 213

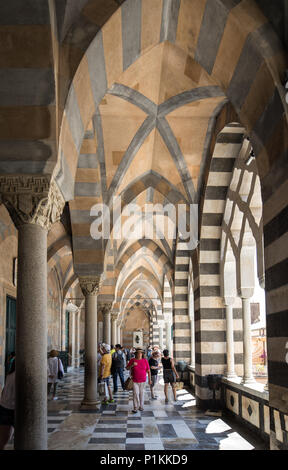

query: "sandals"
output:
139 407 144 411
132 409 138 413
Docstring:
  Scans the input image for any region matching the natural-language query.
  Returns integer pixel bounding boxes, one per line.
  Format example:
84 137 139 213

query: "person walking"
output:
47 350 64 400
0 358 15 449
111 344 126 393
99 343 114 404
149 350 161 399
161 349 179 403
127 347 151 413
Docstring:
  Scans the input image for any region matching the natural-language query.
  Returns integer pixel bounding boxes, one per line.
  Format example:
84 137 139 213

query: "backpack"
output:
112 350 124 369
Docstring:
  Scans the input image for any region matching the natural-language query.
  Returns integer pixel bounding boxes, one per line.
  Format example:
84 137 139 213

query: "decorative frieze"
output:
0 176 65 230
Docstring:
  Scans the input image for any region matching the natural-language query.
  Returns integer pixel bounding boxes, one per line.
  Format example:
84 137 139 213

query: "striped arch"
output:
55 0 287 202
114 240 173 285
196 122 246 406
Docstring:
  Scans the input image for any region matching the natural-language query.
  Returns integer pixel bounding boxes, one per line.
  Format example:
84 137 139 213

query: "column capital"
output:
0 176 65 231
111 312 118 321
99 302 112 316
79 276 102 296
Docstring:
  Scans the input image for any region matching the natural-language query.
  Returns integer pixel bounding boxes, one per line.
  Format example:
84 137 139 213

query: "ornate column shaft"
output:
0 176 65 450
100 303 112 345
79 277 101 408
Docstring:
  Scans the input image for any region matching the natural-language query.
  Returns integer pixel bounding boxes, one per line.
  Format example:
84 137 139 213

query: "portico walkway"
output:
44 369 267 451
5 368 267 450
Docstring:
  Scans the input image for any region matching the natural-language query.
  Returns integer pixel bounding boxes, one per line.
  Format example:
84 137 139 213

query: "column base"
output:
80 399 101 410
241 377 256 385
225 372 238 380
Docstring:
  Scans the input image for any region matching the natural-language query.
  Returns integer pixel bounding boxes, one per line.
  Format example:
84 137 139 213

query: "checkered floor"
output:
5 367 267 450
44 368 266 450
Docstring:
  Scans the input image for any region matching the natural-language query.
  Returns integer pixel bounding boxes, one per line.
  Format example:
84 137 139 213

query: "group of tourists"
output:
0 343 180 448
97 343 180 413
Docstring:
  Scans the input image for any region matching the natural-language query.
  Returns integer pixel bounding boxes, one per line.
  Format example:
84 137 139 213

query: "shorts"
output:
151 375 158 387
102 377 110 385
0 404 14 426
163 370 176 384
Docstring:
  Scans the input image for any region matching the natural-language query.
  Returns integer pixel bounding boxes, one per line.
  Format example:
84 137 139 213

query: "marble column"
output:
0 177 65 450
101 303 112 345
225 301 237 378
79 277 102 408
98 321 103 344
241 297 255 384
111 313 117 346
70 310 76 367
75 310 81 368
159 324 164 350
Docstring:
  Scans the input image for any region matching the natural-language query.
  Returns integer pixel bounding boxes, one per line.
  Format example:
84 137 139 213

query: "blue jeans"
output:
112 368 125 392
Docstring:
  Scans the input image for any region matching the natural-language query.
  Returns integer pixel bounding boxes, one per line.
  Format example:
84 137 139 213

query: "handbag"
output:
99 382 106 396
174 380 184 390
57 358 64 380
124 376 134 391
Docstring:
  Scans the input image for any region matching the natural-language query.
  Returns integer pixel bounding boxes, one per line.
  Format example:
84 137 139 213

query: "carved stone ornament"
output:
111 312 118 321
79 276 102 297
99 302 112 316
0 176 65 231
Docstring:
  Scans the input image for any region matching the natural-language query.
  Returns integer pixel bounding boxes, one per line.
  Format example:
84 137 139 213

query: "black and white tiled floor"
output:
5 368 267 450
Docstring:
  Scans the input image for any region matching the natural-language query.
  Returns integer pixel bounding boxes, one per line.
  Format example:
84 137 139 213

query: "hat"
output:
102 343 111 352
135 347 144 352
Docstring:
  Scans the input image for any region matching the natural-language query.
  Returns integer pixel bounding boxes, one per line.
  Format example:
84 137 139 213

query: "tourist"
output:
129 347 136 359
0 358 15 449
161 349 179 403
127 347 151 413
149 350 161 399
147 346 152 359
99 343 114 404
110 345 115 356
111 344 126 393
47 350 64 400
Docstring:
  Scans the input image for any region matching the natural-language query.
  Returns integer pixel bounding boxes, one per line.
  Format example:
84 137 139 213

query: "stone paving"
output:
43 368 267 451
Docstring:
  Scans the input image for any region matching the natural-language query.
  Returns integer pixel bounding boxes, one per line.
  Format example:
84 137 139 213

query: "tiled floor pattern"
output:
5 368 267 450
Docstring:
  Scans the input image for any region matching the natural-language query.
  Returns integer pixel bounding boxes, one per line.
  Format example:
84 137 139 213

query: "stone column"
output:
79 277 102 408
224 300 237 378
70 310 76 367
159 323 164 350
241 296 255 384
0 176 65 450
101 303 112 345
98 321 103 344
111 313 117 346
75 309 81 368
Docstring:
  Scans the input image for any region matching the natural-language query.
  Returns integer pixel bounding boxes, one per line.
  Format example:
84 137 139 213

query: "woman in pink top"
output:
127 348 151 413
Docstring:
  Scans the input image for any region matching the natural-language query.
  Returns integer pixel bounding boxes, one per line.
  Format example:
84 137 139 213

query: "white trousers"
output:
132 382 145 409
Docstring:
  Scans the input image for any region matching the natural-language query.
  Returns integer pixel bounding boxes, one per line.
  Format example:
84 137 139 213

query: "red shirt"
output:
127 358 149 383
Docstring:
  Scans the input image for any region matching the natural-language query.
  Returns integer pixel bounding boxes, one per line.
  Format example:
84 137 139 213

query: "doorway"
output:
5 295 16 375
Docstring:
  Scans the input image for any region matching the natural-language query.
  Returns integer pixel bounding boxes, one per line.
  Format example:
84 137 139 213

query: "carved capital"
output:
79 276 102 296
99 302 112 316
0 176 65 231
111 312 118 321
